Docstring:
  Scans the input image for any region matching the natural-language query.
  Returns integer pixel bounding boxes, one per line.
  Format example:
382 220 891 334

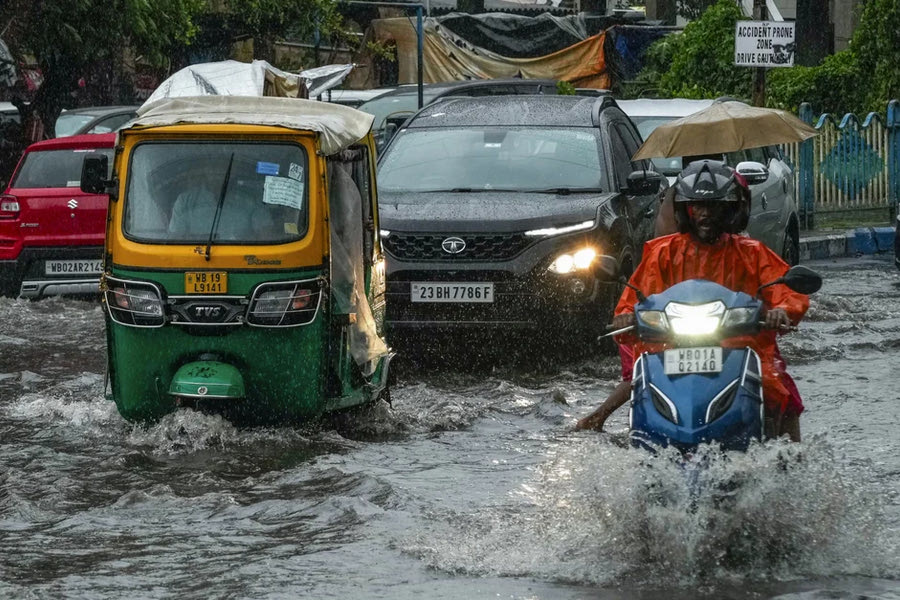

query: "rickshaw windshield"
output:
123 141 309 244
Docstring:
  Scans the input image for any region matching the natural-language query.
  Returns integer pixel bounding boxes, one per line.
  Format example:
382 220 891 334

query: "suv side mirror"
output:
80 155 111 195
736 161 769 185
625 170 664 195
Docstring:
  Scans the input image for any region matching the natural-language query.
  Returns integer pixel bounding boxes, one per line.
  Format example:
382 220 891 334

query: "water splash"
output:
404 435 899 588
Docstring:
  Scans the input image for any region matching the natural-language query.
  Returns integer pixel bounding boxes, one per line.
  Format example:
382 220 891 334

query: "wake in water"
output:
403 434 899 588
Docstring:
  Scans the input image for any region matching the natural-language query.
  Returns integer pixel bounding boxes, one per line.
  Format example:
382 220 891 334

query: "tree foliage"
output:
654 0 751 100
1 0 205 133
634 0 900 115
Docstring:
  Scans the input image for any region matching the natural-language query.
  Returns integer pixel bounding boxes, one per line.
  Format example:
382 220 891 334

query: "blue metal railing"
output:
786 99 900 228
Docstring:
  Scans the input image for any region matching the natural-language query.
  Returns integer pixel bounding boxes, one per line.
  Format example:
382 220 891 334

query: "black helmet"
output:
673 160 750 234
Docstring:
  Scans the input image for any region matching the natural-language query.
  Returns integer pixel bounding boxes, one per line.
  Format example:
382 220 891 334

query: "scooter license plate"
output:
663 347 723 375
185 271 227 294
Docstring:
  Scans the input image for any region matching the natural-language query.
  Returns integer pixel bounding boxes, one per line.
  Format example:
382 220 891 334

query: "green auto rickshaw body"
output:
92 96 392 425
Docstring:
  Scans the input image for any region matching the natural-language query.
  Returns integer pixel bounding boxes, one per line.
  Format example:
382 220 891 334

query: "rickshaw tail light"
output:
105 278 165 327
247 279 322 327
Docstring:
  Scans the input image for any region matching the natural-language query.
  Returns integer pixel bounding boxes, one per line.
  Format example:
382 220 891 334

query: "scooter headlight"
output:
638 310 669 332
721 307 758 329
104 277 166 327
247 279 322 327
664 301 725 336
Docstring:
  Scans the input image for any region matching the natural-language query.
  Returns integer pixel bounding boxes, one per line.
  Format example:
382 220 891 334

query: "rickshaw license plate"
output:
185 271 227 294
410 282 494 303
663 347 723 375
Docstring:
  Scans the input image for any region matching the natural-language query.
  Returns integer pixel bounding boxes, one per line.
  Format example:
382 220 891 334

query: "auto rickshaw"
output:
81 96 393 424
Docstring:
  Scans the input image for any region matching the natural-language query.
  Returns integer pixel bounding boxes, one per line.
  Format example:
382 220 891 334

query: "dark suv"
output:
0 133 115 298
358 79 560 153
376 95 665 342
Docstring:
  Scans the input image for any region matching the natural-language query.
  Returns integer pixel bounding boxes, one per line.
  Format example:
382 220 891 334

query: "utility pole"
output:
752 0 767 106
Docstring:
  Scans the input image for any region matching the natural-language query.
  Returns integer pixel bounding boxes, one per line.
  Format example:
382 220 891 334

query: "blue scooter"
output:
599 257 822 454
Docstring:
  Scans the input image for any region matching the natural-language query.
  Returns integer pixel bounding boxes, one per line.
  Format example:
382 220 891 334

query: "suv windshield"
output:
13 147 113 188
377 127 607 194
124 142 309 244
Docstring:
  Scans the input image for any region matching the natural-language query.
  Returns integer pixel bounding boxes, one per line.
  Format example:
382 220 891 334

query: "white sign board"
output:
734 21 796 67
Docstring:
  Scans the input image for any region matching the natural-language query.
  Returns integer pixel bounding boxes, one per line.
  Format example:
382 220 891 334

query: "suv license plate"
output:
45 259 102 276
411 282 494 303
663 347 723 375
185 271 227 294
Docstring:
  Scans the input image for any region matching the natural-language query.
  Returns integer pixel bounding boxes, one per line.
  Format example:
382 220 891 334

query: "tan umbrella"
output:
631 101 818 160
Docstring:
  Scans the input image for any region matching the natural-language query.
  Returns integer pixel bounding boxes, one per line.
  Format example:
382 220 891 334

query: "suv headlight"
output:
247 279 322 327
104 277 165 327
664 301 725 335
548 247 597 274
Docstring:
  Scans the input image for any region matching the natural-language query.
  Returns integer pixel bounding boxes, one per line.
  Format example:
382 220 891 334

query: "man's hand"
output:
612 312 635 330
765 307 792 330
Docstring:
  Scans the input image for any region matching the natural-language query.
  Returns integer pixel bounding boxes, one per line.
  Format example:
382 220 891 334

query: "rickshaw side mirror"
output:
81 155 116 198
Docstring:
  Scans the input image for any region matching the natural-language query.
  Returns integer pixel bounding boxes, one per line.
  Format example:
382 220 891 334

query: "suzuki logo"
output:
441 237 466 254
67 199 78 209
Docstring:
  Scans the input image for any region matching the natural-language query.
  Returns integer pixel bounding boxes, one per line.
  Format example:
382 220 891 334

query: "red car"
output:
0 133 115 298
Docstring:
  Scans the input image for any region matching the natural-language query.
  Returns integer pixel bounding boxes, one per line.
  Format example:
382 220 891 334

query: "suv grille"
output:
383 233 532 261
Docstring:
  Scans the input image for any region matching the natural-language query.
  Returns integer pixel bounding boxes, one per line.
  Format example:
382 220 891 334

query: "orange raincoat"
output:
614 232 809 415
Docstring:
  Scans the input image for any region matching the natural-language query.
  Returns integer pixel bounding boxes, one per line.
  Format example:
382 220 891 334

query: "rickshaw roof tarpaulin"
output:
354 17 610 88
133 96 374 156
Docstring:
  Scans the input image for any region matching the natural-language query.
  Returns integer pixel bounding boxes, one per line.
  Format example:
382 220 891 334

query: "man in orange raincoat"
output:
577 160 809 440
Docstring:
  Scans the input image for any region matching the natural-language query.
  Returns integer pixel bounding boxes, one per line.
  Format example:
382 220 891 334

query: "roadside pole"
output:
752 0 767 106
342 1 425 109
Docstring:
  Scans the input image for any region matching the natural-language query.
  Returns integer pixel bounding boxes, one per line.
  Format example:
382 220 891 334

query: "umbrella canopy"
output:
631 100 817 160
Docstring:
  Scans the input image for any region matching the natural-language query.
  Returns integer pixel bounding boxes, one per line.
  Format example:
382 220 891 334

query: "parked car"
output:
0 133 115 298
358 79 560 153
320 87 396 108
54 105 139 138
375 95 665 343
618 98 801 265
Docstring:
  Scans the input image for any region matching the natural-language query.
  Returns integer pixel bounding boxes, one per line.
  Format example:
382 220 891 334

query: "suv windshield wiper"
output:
428 187 521 193
205 153 235 262
528 187 606 195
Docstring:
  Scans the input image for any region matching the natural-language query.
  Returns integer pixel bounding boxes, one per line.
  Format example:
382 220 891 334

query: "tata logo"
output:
441 237 466 254
67 199 78 209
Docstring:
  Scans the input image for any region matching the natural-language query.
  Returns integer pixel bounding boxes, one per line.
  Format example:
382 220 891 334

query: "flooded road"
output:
1 255 898 599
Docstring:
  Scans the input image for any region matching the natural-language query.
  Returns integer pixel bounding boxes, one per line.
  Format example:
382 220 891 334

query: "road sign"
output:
734 20 796 67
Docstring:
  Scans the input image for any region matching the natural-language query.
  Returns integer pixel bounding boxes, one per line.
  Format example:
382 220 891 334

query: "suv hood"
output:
379 190 616 233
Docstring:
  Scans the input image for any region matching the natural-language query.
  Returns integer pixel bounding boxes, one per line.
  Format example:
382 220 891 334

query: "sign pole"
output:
752 0 767 106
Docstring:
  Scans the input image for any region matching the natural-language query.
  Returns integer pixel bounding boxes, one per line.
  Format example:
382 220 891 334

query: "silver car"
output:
619 98 801 265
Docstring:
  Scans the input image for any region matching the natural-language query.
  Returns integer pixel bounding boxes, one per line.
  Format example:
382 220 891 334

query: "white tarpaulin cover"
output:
132 96 374 156
141 60 354 108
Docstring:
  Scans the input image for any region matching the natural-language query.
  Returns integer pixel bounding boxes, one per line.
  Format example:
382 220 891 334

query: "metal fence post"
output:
798 102 815 229
888 99 900 220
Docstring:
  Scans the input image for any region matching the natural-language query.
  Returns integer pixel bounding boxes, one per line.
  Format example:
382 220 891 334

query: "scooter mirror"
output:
759 265 823 296
779 265 823 294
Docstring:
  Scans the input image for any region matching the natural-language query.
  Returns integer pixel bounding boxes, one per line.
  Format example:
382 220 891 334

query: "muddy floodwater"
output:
1 256 898 599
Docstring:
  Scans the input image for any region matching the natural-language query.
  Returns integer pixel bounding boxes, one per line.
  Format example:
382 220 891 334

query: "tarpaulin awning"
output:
355 16 610 88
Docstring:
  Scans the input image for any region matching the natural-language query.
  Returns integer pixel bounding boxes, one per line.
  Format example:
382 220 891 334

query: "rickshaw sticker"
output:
288 162 304 181
67 180 80 187
284 222 299 235
256 161 280 176
263 176 304 210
